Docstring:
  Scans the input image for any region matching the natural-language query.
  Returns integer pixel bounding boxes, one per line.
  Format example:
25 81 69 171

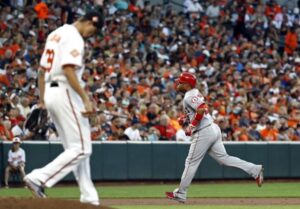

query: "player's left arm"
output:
190 103 208 126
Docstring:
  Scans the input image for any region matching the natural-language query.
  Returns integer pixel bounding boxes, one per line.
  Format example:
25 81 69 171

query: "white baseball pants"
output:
26 82 99 204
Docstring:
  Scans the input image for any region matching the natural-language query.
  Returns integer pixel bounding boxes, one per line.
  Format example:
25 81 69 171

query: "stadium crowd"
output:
0 0 299 142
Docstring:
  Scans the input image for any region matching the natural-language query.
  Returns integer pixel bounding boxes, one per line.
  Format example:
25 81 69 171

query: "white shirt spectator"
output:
124 127 142 141
19 104 31 118
108 4 118 15
176 129 191 142
287 12 295 27
11 124 24 137
273 12 283 29
206 4 220 19
256 124 266 132
26 66 38 80
162 27 171 37
136 0 144 8
11 0 26 8
184 0 204 14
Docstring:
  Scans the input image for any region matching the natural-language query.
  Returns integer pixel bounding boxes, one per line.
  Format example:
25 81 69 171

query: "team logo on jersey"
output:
191 96 199 103
70 49 80 57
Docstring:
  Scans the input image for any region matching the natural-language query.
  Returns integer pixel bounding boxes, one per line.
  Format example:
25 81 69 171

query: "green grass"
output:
1 182 300 209
113 206 300 209
0 182 300 198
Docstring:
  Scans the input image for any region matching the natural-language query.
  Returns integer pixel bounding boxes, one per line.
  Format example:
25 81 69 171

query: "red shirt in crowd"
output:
154 125 177 140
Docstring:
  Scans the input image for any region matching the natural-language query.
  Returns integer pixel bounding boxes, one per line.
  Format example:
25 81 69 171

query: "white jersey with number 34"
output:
40 24 84 83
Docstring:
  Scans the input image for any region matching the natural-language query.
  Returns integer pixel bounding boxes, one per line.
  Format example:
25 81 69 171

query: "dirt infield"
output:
1 197 300 209
102 198 300 205
0 198 113 209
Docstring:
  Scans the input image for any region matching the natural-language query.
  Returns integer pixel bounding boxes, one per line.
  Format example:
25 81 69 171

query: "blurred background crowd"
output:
0 0 299 142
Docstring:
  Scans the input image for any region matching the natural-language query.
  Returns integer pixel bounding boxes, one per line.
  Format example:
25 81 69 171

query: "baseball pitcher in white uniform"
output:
24 9 104 206
166 72 264 203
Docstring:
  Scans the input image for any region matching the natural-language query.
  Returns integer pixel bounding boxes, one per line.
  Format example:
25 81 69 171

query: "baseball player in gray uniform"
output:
166 72 264 203
23 9 104 206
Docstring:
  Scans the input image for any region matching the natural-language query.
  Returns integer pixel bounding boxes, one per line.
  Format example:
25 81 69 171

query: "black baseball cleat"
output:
24 177 46 198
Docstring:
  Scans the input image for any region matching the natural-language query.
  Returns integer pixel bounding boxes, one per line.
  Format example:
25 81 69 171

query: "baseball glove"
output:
24 108 48 133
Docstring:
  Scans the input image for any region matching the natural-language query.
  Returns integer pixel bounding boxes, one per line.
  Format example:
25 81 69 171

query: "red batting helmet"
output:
175 72 197 88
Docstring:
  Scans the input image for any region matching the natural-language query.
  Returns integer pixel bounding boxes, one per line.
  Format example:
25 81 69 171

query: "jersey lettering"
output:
45 49 55 72
190 94 203 104
49 34 61 43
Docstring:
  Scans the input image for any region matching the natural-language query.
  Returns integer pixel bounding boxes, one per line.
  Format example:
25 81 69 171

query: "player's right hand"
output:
82 99 96 118
178 115 187 126
38 100 46 109
185 124 195 136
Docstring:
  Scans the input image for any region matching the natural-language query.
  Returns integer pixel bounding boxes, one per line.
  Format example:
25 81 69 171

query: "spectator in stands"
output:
233 121 249 141
176 127 191 142
248 121 263 141
0 0 299 141
8 0 27 9
284 26 298 56
109 116 128 141
295 123 300 140
146 127 160 141
206 0 220 23
137 105 149 126
0 119 13 141
218 119 234 141
11 115 29 139
256 117 268 132
260 120 279 141
184 0 204 19
278 126 298 141
19 97 31 118
168 109 182 131
9 93 22 110
4 137 26 188
34 0 49 21
146 103 160 127
154 114 176 141
124 118 142 141
46 125 60 141
90 116 102 141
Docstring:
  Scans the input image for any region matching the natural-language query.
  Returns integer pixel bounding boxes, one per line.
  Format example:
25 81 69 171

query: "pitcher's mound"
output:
1 197 114 209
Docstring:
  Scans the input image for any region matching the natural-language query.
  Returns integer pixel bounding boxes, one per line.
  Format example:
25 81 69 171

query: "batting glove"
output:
185 124 195 136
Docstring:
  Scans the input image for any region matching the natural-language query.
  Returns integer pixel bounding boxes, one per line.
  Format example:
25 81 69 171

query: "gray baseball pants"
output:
178 123 262 197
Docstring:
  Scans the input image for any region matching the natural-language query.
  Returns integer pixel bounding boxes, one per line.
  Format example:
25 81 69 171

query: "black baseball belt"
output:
50 81 59 87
